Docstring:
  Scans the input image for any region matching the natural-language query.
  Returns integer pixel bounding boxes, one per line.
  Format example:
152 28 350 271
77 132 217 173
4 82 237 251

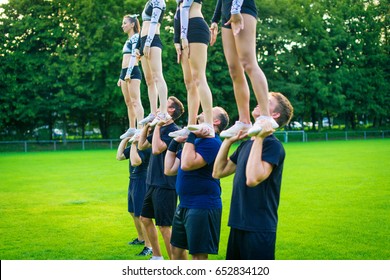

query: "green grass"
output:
0 139 389 260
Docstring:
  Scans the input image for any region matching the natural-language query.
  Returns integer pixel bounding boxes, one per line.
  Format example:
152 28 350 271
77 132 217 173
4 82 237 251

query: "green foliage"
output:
0 0 389 139
1 140 389 259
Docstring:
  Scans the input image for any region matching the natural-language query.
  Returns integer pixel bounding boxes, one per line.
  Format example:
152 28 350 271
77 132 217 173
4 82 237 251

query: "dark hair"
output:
124 14 140 34
270 92 294 128
214 106 229 133
168 96 185 120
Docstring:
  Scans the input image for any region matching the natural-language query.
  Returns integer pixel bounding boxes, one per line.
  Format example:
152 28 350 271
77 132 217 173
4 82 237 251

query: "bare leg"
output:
188 43 213 126
121 80 136 128
130 213 144 241
234 14 270 117
128 79 144 129
181 52 199 125
141 216 162 257
221 28 251 124
149 47 168 114
192 253 208 260
158 226 172 260
171 245 188 260
141 57 158 115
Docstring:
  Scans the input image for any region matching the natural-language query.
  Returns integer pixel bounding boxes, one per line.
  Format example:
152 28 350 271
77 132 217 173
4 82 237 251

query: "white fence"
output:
274 130 389 143
0 130 389 152
0 139 122 153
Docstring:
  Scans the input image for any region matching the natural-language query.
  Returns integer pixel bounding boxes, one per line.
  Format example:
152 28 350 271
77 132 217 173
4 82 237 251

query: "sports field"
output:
0 139 389 260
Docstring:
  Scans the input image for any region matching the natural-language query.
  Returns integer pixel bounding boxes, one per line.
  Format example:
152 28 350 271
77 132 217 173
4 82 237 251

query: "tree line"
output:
0 0 388 140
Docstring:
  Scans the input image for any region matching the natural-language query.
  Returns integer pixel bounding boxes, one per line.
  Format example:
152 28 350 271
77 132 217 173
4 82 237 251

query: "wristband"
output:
168 139 181 152
186 132 197 144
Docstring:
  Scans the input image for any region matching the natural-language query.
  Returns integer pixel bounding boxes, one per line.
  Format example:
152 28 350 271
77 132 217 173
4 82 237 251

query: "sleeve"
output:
161 126 176 147
135 37 141 50
173 6 180 44
123 147 130 160
231 0 244 15
229 141 244 164
146 133 153 144
211 0 222 23
180 0 193 40
261 137 284 167
138 147 152 163
145 0 165 47
126 34 139 76
196 139 221 165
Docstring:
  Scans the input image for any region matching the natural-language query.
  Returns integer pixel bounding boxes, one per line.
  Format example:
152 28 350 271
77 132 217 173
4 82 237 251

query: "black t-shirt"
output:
228 135 285 232
146 122 180 189
124 147 151 179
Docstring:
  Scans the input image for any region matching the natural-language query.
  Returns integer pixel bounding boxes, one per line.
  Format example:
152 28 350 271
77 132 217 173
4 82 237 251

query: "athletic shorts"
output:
141 185 177 226
171 207 222 255
120 66 142 81
221 0 258 29
128 177 148 217
139 35 163 56
226 228 276 260
187 17 210 45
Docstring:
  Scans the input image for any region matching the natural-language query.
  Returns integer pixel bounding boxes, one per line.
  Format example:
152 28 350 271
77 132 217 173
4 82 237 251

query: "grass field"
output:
0 139 389 260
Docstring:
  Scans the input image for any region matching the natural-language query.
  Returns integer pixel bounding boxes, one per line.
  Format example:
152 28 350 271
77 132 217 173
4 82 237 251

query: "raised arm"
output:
245 121 274 187
151 124 167 155
164 138 183 176
212 131 247 178
180 133 207 171
129 142 142 166
116 138 130 161
138 124 152 150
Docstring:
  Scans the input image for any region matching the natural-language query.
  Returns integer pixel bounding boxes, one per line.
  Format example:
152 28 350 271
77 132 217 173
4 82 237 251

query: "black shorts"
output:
128 177 148 217
187 17 210 45
120 66 142 81
171 207 222 255
226 228 276 260
139 35 163 56
141 185 177 226
221 0 258 29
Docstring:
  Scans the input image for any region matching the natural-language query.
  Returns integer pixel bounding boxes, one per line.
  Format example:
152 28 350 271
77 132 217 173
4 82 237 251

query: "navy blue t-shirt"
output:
176 136 222 209
228 135 285 232
124 147 151 179
146 122 180 189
